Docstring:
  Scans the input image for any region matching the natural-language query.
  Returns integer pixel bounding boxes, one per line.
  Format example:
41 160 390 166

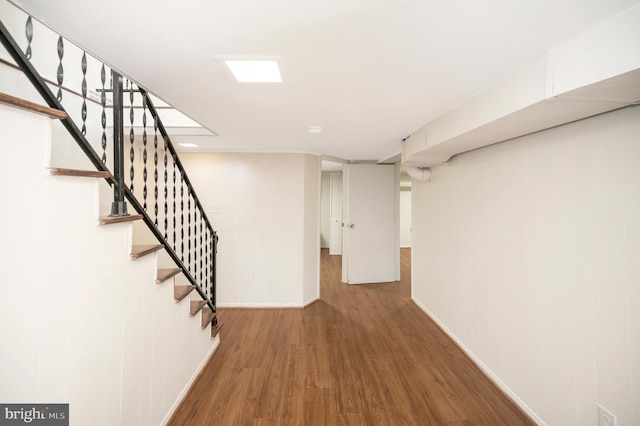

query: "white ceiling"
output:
13 0 640 162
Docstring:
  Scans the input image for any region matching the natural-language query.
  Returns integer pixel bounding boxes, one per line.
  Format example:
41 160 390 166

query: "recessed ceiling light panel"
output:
308 126 322 134
179 143 199 148
225 60 282 83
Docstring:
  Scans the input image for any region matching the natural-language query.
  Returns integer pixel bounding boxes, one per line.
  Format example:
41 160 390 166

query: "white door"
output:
329 172 343 255
342 164 399 284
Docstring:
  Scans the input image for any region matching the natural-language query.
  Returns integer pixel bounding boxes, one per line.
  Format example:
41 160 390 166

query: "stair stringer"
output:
0 104 220 426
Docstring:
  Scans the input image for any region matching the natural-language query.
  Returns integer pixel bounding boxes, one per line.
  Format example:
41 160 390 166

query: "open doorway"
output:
319 162 412 291
320 161 344 256
320 160 344 299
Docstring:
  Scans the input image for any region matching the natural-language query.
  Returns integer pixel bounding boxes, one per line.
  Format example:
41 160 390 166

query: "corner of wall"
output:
303 154 321 304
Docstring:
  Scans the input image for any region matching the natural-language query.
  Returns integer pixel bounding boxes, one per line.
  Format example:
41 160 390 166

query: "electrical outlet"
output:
598 404 617 426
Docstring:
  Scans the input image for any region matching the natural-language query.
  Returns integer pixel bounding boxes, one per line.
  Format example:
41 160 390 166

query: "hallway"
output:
169 249 533 425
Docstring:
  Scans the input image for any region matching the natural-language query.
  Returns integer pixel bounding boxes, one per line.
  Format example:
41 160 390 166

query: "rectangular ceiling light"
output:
225 60 282 83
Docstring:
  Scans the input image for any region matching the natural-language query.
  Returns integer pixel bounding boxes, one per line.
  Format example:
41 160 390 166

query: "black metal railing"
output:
0 5 217 325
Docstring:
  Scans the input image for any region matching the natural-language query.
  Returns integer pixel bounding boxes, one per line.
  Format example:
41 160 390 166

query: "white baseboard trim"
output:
160 335 221 425
410 297 545 426
303 296 320 307
217 302 304 309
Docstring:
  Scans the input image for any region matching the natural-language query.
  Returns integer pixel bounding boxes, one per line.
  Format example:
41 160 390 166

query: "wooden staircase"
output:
3 88 221 340
0 92 67 119
129 244 164 259
1 19 224 413
44 138 221 339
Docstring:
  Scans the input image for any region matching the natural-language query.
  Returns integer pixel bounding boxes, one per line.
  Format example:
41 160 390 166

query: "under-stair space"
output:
0 98 220 424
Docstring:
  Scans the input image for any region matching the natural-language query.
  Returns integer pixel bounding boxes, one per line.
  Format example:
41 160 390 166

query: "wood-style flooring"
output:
169 248 534 425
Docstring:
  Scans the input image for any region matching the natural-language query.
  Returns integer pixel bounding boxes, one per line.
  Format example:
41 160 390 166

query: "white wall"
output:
411 105 640 426
179 152 320 307
303 155 321 305
399 188 411 247
0 104 218 425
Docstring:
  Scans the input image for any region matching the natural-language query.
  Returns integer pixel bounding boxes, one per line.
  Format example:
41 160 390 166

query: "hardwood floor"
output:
169 248 534 425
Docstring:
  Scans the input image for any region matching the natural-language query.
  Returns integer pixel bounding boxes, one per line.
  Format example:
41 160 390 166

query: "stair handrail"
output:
0 19 114 184
0 8 217 326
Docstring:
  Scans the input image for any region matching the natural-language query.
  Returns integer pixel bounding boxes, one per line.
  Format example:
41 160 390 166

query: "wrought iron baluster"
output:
100 64 107 163
193 206 196 284
193 198 197 278
205 230 209 297
199 210 204 283
192 198 196 277
214 231 218 306
24 16 33 59
153 114 159 225
110 71 128 217
180 173 184 262
173 154 177 251
142 97 148 210
163 136 168 240
188 187 192 271
80 52 87 136
129 80 135 191
56 36 63 101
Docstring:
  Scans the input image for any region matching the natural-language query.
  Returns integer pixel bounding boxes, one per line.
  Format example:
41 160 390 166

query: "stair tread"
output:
174 284 195 302
50 168 112 178
156 268 182 284
0 92 67 120
190 300 208 316
99 214 143 225
211 323 223 339
201 306 215 329
130 244 164 259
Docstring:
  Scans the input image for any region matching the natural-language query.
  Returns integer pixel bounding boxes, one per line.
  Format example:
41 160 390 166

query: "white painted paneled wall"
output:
179 152 320 308
400 189 411 247
411 105 640 425
302 154 321 305
0 105 218 425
